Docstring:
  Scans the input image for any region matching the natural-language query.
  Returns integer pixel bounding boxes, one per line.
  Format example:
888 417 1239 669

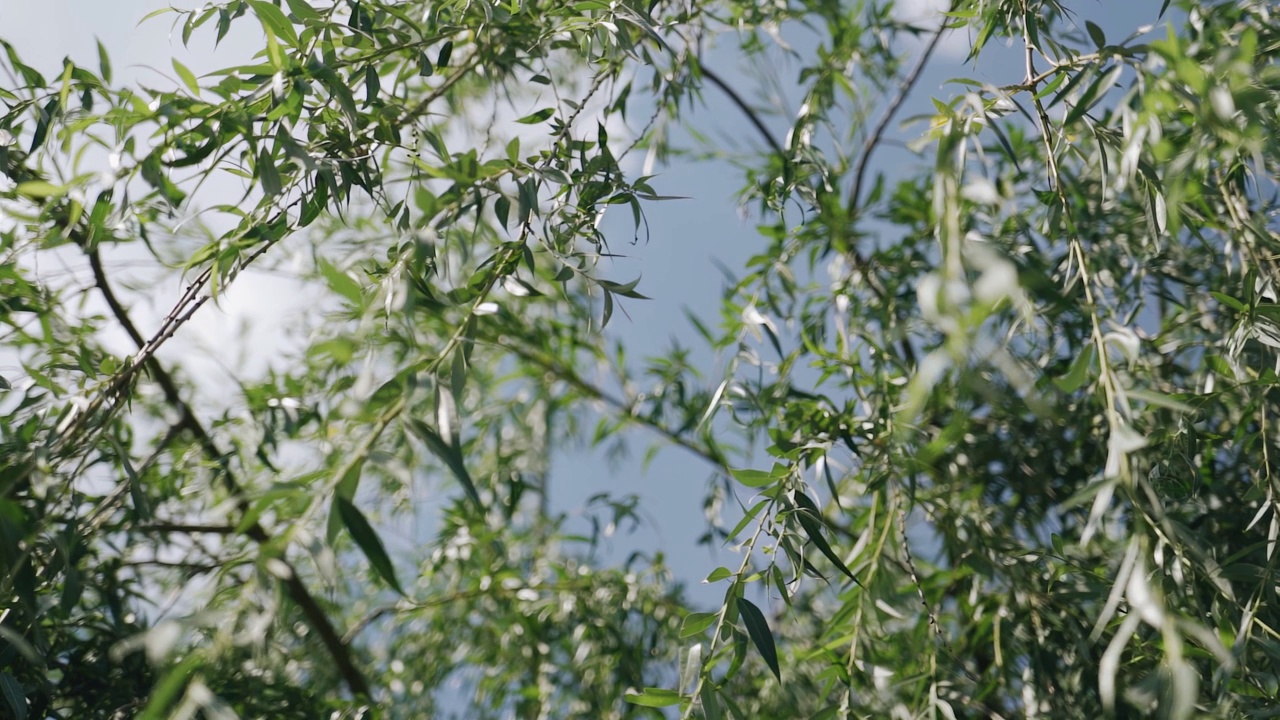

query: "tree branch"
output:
85 247 372 699
698 63 785 159
494 336 733 477
847 21 949 213
617 6 784 158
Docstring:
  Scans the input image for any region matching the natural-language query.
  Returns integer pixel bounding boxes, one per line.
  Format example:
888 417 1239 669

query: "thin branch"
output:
137 522 238 535
616 5 783 158
85 246 372 699
494 336 732 476
698 63 785 159
342 577 616 644
847 21 949 213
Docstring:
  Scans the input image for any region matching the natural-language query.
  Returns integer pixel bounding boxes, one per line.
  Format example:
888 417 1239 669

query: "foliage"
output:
2 0 1280 718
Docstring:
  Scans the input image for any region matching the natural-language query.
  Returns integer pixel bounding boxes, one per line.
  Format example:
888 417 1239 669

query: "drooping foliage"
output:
2 0 1279 718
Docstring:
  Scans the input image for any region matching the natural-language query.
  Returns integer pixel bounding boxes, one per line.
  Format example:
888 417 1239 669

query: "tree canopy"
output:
3 0 1280 717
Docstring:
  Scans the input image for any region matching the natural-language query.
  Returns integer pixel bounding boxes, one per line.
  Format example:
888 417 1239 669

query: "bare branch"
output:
847 21 949 213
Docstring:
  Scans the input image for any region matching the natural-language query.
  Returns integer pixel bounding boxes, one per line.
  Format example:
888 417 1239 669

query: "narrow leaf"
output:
406 419 483 511
1054 345 1095 393
0 673 26 720
516 108 555 124
791 491 860 585
701 687 725 720
730 468 775 488
172 59 199 94
1210 292 1246 312
736 597 781 680
336 497 405 596
96 40 112 84
623 688 682 708
1085 20 1106 49
14 181 60 198
681 611 719 637
704 567 732 583
318 258 363 305
327 458 364 543
247 0 300 47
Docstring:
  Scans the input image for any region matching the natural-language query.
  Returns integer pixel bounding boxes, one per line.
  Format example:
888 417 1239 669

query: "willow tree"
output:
2 0 1278 718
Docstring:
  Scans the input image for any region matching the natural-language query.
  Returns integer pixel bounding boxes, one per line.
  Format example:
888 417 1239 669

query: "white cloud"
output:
893 0 973 60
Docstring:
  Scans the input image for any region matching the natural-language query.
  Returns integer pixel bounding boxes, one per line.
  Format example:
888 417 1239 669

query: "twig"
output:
892 483 982 690
494 336 732 475
615 6 783 158
698 63 785 159
136 522 239 535
85 246 373 699
342 580 597 644
847 19 950 213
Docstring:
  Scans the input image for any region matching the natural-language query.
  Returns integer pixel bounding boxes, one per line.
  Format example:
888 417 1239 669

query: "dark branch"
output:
698 63 785 159
847 21 949 213
85 247 372 698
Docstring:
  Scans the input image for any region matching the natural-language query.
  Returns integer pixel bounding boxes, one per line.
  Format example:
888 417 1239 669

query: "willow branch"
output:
847 21 949 213
617 6 783 158
495 336 732 476
85 246 372 698
698 63 785 159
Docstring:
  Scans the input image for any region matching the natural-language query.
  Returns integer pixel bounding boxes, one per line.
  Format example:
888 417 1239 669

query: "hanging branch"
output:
84 245 373 699
847 17 951 213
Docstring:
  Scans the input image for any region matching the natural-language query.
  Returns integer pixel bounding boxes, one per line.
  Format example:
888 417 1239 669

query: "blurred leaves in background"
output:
2 0 1280 718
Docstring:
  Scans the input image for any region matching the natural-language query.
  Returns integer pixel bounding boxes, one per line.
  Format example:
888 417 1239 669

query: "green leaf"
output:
14 181 60 199
623 688 682 708
494 195 511 229
599 276 650 299
248 0 300 48
1054 345 1095 393
1033 70 1068 100
1126 388 1196 414
516 108 555 124
791 491 860 586
283 0 321 21
1085 21 1106 49
701 688 725 720
257 148 281 197
96 40 112 85
318 258 363 305
137 655 199 720
336 497 406 596
137 7 177 25
1210 292 1246 313
725 500 769 541
730 468 776 488
736 598 781 680
704 566 732 583
0 673 26 720
681 611 719 637
1064 65 1122 127
172 59 199 94
406 419 484 512
1205 355 1234 378
140 152 187 206
450 348 467 401
327 458 364 543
